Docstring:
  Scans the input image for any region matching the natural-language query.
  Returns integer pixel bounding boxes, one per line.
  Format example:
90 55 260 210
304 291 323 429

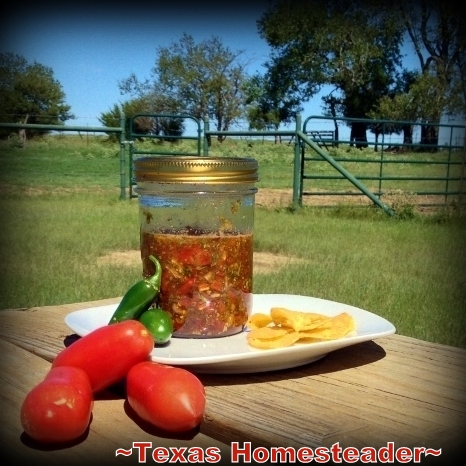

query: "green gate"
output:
2 113 463 213
128 114 203 198
299 115 465 209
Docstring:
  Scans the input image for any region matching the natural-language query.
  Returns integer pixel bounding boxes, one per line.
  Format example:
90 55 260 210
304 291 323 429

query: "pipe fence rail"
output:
300 116 465 210
1 113 465 214
0 118 127 200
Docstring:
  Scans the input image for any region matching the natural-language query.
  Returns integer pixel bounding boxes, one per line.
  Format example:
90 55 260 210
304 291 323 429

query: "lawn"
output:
0 135 465 348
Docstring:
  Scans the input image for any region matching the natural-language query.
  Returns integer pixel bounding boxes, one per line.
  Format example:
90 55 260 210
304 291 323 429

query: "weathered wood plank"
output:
0 337 231 464
1 299 464 463
199 337 465 453
0 298 121 361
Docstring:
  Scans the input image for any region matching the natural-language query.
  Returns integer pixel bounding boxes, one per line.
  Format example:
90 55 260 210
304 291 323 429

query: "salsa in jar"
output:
141 229 253 337
134 156 258 338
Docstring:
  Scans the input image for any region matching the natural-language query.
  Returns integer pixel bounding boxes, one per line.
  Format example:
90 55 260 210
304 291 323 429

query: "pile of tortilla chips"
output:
246 307 356 349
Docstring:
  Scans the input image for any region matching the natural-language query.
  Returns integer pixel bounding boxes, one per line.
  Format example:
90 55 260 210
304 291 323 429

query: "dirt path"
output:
256 187 456 212
256 188 375 208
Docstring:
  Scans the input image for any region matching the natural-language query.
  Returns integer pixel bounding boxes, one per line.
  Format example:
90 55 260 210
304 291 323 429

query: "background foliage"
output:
2 1 463 149
0 52 73 139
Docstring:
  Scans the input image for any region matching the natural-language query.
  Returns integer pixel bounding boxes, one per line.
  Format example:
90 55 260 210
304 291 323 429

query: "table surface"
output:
1 297 465 464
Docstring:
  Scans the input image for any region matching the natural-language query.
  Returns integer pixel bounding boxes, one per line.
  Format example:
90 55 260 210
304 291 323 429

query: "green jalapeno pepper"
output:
108 255 162 324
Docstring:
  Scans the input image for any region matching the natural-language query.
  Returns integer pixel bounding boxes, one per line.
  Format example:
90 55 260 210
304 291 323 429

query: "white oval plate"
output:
64 294 395 374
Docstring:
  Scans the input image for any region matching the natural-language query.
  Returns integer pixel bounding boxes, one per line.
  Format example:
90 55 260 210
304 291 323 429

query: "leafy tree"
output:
100 98 147 141
244 72 302 142
0 52 73 142
257 0 404 147
368 70 419 148
321 93 344 145
99 97 184 142
394 0 466 146
368 1 466 149
119 34 248 142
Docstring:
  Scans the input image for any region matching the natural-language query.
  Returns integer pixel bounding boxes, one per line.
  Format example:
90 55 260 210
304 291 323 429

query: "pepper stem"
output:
145 255 162 291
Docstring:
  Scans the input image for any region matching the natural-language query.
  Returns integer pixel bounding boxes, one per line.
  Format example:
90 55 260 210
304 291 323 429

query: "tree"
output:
0 52 73 142
119 34 248 142
99 97 184 142
257 0 405 147
321 93 344 145
395 0 466 146
244 72 302 142
368 70 419 148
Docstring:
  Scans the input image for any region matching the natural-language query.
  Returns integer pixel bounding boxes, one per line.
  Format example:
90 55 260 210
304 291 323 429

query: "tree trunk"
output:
402 125 413 145
420 124 438 151
18 114 29 147
274 124 280 144
349 122 368 148
395 124 414 153
329 101 339 148
216 116 224 142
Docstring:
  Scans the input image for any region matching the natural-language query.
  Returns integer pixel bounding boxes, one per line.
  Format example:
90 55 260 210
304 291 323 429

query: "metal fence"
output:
202 115 465 215
299 116 465 210
127 114 202 198
0 119 127 200
1 113 465 214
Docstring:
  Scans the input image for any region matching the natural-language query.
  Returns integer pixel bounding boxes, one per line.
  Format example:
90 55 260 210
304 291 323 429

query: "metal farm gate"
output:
127 114 203 198
299 116 466 211
2 113 464 215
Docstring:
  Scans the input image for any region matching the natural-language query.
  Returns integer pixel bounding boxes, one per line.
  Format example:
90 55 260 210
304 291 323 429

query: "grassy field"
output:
1 135 465 348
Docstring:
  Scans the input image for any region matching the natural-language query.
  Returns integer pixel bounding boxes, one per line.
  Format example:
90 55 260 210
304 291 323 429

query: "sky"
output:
1 1 279 131
2 1 457 141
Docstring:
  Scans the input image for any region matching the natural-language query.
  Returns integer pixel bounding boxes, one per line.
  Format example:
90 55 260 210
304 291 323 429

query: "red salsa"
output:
141 229 253 337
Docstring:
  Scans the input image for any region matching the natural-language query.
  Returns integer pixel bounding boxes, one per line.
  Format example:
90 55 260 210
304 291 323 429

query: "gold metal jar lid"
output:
133 156 259 184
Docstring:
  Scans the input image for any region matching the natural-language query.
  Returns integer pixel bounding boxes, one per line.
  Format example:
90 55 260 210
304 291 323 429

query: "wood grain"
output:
1 299 465 463
0 302 231 464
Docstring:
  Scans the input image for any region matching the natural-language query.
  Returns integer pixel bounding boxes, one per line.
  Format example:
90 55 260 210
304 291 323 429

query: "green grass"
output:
0 135 121 190
1 135 465 349
253 207 466 347
0 192 141 306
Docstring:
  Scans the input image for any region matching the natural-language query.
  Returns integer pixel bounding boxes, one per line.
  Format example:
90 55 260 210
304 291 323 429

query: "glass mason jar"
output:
133 156 258 338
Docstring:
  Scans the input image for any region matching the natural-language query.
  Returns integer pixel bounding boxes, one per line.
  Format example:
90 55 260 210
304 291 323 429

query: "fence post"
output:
203 118 210 156
119 112 126 200
459 127 466 206
293 114 302 208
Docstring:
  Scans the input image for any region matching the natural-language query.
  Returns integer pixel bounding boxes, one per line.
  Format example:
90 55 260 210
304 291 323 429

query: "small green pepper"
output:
108 255 162 324
139 308 173 345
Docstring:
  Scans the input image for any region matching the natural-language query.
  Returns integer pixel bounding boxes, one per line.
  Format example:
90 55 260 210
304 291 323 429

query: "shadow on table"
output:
200 340 386 387
62 334 387 388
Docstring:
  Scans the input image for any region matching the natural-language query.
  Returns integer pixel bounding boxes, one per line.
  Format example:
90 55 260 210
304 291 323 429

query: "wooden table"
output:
1 298 465 464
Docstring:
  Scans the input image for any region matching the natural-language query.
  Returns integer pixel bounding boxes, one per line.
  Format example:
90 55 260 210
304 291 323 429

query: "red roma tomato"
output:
20 366 93 443
126 361 206 433
52 320 154 393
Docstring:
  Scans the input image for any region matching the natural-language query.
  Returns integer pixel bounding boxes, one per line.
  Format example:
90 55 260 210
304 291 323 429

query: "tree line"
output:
1 0 464 147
